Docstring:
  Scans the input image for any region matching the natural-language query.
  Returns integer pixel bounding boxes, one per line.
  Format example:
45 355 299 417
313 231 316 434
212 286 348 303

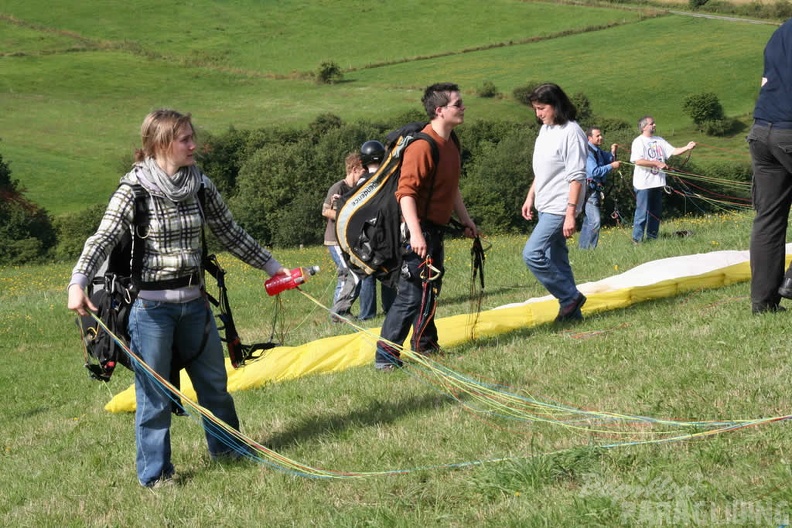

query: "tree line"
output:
1 88 751 265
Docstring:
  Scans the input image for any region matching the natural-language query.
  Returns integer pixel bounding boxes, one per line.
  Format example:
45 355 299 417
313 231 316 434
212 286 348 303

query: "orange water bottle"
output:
264 266 320 296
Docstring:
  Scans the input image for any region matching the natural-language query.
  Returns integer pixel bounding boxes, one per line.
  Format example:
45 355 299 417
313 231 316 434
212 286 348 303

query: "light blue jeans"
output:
632 187 663 242
523 212 580 308
128 296 240 486
578 189 601 249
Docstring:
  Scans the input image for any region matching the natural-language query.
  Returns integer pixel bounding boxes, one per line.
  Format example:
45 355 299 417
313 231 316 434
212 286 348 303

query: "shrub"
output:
0 152 57 265
307 113 344 140
570 92 593 128
315 61 343 84
512 82 547 106
198 126 252 198
701 118 736 137
682 92 726 130
460 124 536 234
53 204 104 261
477 81 500 98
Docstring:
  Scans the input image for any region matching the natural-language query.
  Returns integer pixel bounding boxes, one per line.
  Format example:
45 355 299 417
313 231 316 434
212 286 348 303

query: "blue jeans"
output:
359 276 397 320
375 228 444 367
128 296 240 486
632 187 663 242
358 275 376 320
748 123 792 309
578 189 601 249
523 212 580 308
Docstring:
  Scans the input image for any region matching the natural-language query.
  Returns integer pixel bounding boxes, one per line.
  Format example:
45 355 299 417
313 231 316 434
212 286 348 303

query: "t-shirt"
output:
631 135 674 190
323 179 352 245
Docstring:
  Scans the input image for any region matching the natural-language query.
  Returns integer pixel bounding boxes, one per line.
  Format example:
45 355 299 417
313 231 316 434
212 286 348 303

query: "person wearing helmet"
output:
360 140 385 168
357 140 396 319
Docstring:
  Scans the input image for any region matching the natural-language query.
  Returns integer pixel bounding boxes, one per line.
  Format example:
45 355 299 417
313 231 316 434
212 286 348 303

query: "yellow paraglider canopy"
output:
105 248 762 413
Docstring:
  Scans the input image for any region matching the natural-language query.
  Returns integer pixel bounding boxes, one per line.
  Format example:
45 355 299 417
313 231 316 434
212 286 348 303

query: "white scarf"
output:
136 157 201 203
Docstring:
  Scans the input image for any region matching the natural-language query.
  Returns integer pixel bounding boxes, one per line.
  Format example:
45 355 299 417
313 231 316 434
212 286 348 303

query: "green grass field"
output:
0 1 777 214
3 213 792 526
2 2 791 525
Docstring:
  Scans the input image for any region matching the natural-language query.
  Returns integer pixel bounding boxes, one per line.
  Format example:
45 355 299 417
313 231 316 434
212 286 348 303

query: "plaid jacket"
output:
72 169 280 286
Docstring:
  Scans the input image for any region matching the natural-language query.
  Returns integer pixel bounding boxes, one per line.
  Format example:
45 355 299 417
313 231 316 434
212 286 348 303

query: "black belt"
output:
754 119 792 130
134 271 202 291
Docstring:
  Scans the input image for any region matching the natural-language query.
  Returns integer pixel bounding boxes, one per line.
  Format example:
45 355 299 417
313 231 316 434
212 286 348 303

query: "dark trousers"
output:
375 227 444 367
748 123 792 310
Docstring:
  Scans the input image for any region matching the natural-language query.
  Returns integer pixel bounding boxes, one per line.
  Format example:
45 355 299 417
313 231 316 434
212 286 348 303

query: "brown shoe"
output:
556 293 586 323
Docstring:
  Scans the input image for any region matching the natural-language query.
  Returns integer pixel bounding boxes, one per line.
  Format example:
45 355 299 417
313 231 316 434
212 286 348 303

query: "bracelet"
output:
567 203 577 208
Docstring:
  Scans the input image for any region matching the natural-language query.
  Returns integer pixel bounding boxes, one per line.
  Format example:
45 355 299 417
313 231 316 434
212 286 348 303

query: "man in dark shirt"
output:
748 18 792 314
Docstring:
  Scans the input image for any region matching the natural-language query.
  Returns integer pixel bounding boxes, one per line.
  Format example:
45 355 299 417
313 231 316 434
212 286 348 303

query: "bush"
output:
512 82 549 106
682 92 726 132
202 110 748 245
0 152 57 265
53 204 104 261
198 126 252 198
477 81 500 98
701 118 737 137
315 61 343 85
570 92 593 128
460 124 536 234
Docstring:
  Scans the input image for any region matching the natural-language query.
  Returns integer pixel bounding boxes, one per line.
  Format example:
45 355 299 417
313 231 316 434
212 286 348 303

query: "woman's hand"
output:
67 284 97 317
521 195 534 221
563 213 577 238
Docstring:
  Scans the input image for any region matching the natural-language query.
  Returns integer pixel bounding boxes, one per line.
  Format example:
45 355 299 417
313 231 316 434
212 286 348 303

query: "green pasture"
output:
1 1 647 74
0 1 777 214
3 213 792 525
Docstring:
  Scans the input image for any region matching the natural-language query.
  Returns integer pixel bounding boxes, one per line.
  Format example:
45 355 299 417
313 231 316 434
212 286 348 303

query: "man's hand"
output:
410 231 428 259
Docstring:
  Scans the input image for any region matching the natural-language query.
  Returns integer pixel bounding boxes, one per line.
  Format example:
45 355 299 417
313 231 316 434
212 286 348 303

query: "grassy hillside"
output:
0 1 776 215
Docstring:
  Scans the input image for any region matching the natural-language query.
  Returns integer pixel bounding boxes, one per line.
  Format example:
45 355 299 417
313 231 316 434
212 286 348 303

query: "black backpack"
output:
334 122 459 289
77 183 147 382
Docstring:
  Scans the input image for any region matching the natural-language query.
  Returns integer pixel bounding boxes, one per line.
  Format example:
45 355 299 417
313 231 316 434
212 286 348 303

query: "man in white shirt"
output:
630 116 696 243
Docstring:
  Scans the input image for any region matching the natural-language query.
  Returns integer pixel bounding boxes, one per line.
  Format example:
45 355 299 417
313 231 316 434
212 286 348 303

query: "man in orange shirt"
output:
375 82 478 371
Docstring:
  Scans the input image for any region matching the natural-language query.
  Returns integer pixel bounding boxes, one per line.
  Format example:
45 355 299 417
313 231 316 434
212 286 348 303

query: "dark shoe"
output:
752 303 786 315
779 278 792 299
556 293 587 323
375 363 401 372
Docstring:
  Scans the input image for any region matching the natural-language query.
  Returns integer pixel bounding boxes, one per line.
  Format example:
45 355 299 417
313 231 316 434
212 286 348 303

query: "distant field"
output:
0 1 776 214
1 1 647 74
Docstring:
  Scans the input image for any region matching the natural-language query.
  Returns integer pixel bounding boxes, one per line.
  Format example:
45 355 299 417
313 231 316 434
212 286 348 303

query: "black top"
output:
754 19 792 123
